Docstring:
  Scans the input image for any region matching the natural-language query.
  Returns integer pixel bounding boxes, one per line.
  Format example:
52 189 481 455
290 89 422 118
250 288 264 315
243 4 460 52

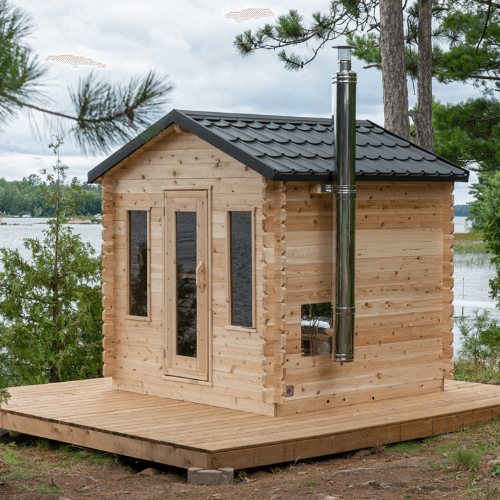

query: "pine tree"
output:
233 0 497 153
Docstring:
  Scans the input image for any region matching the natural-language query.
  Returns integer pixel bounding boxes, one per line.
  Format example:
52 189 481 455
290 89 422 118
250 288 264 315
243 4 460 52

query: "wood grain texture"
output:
2 378 500 470
278 181 447 414
101 174 115 377
108 130 273 414
99 127 454 417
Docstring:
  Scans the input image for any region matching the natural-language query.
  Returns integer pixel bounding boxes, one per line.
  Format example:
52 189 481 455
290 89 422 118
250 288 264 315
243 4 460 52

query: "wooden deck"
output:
1 378 500 470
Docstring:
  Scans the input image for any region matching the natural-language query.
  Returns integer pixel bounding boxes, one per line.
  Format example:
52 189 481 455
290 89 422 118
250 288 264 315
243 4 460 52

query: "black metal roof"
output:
87 109 469 183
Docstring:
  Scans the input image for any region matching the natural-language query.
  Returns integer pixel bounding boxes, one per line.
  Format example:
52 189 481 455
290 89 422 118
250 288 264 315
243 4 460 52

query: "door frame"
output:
163 187 212 383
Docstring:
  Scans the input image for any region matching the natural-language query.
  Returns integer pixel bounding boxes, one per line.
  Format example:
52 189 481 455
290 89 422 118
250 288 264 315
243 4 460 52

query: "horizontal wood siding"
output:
278 181 447 415
106 129 274 415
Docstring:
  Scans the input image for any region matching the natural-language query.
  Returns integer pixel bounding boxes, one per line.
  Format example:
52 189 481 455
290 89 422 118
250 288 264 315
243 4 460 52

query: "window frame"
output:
226 208 256 331
124 207 151 322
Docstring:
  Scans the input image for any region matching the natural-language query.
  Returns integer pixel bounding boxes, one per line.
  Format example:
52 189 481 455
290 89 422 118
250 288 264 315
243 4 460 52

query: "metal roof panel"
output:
87 109 469 183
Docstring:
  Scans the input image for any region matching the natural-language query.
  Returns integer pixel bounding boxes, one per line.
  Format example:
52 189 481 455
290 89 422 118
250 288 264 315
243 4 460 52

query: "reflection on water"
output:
129 211 148 317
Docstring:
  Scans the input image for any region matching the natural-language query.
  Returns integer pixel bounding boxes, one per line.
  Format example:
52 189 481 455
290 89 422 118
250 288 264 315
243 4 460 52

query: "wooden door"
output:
165 190 209 381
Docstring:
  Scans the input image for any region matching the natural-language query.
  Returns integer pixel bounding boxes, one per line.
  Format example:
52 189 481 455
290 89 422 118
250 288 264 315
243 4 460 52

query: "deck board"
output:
1 378 500 470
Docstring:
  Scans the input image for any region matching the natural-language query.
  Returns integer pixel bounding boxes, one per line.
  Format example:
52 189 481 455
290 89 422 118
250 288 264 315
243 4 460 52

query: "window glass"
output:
230 211 253 327
176 212 198 357
129 211 148 317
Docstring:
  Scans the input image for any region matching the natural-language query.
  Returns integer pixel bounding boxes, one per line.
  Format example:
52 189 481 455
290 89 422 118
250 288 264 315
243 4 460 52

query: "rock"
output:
79 450 91 458
138 468 161 476
362 480 382 488
297 471 308 475
187 467 234 485
81 486 92 491
356 449 371 457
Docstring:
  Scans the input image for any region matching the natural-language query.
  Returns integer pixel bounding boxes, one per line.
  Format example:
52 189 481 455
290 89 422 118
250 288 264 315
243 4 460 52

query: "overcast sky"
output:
1 0 482 203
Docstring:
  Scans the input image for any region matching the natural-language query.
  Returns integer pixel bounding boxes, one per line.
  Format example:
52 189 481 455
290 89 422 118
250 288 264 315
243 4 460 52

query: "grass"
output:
454 233 492 267
453 449 482 471
23 478 64 494
454 233 492 265
0 438 115 483
385 440 423 453
303 479 317 486
454 233 490 254
453 358 500 384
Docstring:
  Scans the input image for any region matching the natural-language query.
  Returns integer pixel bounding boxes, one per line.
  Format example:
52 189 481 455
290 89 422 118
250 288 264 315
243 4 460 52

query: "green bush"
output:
457 310 500 366
454 310 500 383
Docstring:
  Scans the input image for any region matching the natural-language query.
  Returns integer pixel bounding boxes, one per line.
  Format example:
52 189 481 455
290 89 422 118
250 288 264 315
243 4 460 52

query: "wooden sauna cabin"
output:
87 108 469 418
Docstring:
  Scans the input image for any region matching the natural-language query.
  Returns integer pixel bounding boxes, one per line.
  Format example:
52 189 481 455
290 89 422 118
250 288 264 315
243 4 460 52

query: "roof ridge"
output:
180 109 374 126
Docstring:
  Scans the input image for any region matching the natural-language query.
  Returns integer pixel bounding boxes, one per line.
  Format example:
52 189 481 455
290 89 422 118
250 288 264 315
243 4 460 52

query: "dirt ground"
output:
3 420 500 500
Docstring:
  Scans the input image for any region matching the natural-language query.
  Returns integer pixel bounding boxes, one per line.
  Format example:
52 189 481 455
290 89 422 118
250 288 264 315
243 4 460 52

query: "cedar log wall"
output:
101 127 275 416
275 181 454 416
100 125 454 417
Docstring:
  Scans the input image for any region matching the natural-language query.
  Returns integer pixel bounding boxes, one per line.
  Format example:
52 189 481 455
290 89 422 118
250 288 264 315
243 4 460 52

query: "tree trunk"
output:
410 0 434 151
379 0 411 140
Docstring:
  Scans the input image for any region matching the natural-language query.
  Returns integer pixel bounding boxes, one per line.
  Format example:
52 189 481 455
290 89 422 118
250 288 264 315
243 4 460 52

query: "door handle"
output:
196 261 205 291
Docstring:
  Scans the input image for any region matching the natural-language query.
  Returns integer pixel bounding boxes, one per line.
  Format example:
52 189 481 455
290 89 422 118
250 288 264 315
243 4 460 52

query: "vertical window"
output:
229 211 253 327
129 211 148 317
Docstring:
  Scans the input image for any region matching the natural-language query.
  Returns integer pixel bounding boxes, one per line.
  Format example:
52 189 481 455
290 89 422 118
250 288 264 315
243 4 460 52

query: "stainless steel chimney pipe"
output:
332 46 356 364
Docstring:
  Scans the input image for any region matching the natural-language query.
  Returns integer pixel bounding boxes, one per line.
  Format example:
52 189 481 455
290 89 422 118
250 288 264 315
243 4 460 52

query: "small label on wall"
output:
285 385 294 397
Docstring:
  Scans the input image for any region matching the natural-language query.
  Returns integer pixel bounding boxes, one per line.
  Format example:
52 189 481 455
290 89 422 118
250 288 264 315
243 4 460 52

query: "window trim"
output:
124 207 151 322
226 209 256 330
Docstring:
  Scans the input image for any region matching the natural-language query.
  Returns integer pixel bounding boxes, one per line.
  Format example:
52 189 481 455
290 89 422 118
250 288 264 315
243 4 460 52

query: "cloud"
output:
225 8 274 23
44 55 106 69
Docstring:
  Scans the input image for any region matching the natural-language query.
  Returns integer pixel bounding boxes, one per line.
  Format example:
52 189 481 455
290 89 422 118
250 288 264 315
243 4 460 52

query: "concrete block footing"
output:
187 467 234 485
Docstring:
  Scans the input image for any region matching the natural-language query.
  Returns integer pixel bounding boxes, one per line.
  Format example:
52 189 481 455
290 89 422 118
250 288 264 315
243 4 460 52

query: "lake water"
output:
0 216 497 357
452 217 498 354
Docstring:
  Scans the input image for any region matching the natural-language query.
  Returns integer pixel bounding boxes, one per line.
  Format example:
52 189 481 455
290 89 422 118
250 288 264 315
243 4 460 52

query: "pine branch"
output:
64 70 173 155
233 2 380 71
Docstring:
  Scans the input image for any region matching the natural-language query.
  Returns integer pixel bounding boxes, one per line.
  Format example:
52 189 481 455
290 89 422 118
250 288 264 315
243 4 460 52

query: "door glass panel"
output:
176 211 197 357
230 211 253 327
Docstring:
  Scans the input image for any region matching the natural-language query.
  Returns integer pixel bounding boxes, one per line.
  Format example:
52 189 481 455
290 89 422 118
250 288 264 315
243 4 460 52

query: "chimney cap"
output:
332 45 355 61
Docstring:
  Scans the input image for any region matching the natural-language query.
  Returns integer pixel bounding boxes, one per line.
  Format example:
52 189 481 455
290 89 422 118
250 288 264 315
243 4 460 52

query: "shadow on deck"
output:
1 378 500 470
